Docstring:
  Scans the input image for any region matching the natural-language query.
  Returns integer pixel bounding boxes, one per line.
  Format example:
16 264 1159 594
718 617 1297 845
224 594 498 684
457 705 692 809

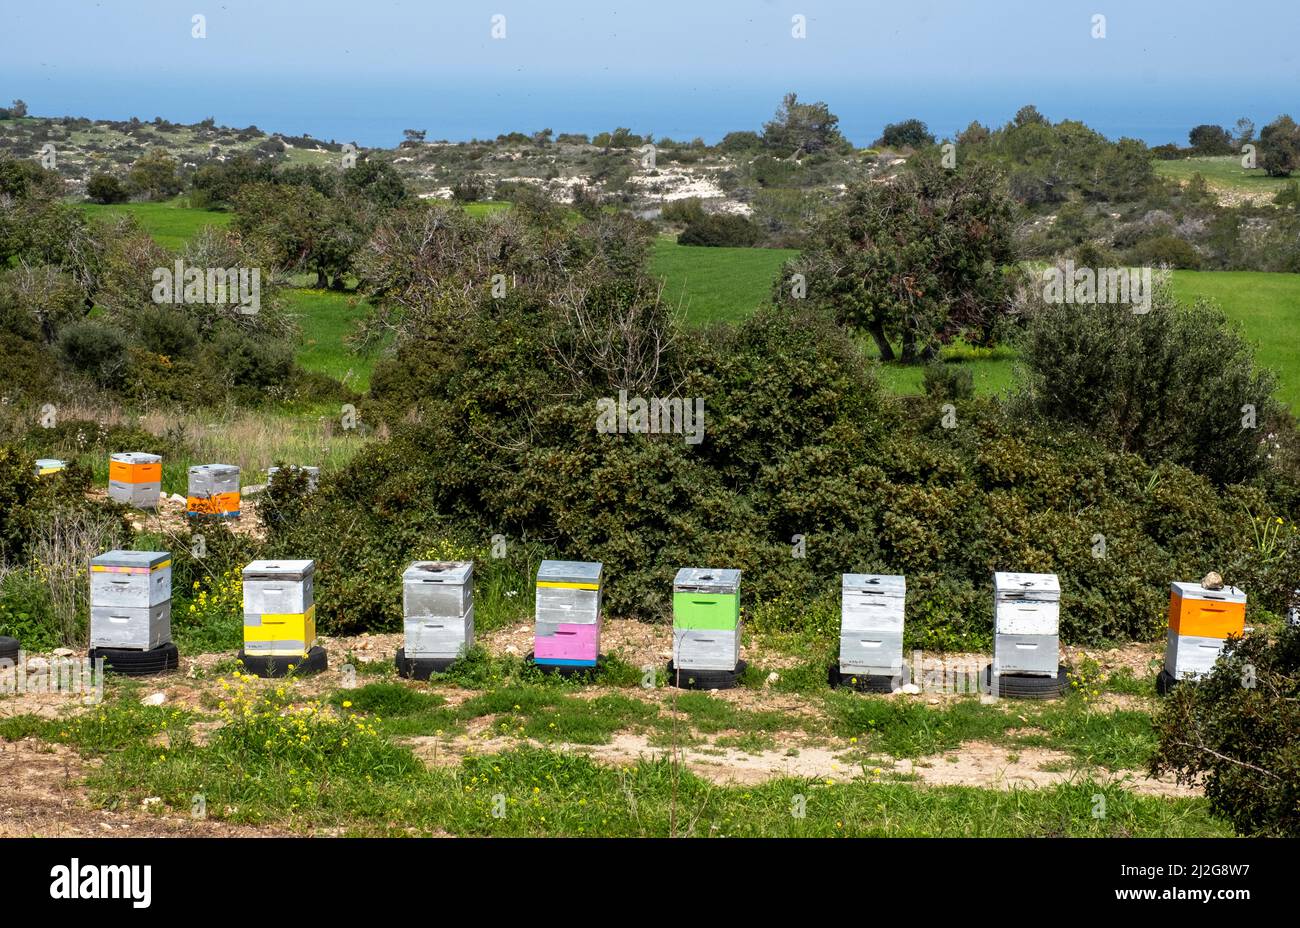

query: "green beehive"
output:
673 569 741 629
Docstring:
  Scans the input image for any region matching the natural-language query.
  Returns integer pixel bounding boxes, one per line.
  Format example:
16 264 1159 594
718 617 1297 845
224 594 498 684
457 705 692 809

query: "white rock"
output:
505 645 519 655
141 797 162 808
141 692 166 706
765 671 780 686
899 683 921 695
169 493 186 504
52 648 74 657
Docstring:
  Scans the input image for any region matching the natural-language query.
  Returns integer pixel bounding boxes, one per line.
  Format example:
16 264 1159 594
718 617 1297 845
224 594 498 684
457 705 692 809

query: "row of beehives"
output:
80 549 1250 685
35 455 318 518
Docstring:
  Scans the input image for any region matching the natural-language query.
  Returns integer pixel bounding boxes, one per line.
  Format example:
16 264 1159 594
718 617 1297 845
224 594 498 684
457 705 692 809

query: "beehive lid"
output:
36 458 67 468
993 572 1060 598
111 452 161 464
189 463 239 477
537 560 602 584
92 550 170 570
674 568 741 594
842 573 906 596
243 559 314 580
1171 581 1246 604
404 561 473 585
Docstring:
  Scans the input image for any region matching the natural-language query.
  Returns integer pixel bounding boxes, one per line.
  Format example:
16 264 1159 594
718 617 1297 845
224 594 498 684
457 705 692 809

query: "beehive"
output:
267 465 320 491
534 560 601 667
840 574 905 677
108 452 161 508
673 568 742 672
186 464 241 518
242 560 316 659
1164 582 1246 681
993 572 1060 676
35 458 67 477
402 561 474 660
88 550 172 650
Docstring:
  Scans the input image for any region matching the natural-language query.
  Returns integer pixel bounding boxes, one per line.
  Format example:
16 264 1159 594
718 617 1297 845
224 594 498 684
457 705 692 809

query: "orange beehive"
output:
1167 582 1246 639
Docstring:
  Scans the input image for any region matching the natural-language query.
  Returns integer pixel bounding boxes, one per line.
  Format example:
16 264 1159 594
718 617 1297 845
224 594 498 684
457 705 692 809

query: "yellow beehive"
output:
242 606 316 658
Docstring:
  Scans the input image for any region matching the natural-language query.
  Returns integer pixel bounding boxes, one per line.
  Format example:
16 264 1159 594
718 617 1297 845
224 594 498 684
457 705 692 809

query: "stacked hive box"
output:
242 560 316 660
35 458 67 477
268 465 320 491
840 574 906 679
993 572 1061 677
187 464 241 518
402 561 474 660
109 452 161 508
89 550 172 651
1164 582 1246 682
672 568 742 672
533 560 602 668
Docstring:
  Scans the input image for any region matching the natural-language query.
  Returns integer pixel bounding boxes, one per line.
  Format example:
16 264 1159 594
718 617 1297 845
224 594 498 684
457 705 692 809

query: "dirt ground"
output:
0 621 1180 835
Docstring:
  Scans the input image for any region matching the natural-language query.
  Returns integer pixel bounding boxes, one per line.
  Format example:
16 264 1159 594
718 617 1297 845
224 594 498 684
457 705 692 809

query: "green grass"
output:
78 198 232 251
1153 155 1289 198
283 288 376 391
650 236 795 325
1172 270 1300 410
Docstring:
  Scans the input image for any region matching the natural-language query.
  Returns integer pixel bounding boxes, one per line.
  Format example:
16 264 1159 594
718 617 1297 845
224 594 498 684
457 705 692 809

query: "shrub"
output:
677 213 764 247
86 174 129 204
56 320 129 387
1017 285 1280 485
1151 626 1300 836
922 362 975 401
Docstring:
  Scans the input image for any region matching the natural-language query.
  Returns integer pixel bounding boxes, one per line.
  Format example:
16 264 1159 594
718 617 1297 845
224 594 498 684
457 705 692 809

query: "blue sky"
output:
4 1 1297 146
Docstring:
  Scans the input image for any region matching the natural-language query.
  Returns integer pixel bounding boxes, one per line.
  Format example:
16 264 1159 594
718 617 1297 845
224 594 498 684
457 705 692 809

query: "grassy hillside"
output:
1153 155 1289 200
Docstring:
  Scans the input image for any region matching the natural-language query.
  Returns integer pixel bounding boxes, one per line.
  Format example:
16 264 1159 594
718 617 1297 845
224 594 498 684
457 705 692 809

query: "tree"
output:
1013 104 1049 128
1260 115 1300 177
875 118 935 150
2 99 28 118
1234 116 1256 145
86 174 129 204
339 158 407 209
1188 124 1234 155
777 156 1018 362
402 129 427 144
762 93 845 158
127 149 183 200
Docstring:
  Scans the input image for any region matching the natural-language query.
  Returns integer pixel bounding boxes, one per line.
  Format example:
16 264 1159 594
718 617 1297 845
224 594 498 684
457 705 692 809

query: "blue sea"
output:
7 71 1292 149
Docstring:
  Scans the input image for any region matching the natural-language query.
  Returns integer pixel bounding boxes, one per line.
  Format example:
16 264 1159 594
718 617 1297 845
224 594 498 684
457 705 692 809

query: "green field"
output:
650 235 795 324
79 198 232 251
80 203 1300 410
1153 155 1290 199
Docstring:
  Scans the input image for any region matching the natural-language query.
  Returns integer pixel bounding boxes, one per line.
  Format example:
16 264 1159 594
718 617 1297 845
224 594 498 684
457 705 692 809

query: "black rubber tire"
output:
1155 669 1179 696
88 642 180 676
395 648 458 680
828 663 904 693
982 663 1070 699
667 659 746 690
526 652 604 678
238 645 328 678
0 636 19 661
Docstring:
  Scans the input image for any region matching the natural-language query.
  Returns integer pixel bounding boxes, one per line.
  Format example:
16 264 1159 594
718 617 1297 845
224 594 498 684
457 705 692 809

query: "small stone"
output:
1202 571 1224 590
899 683 921 695
169 493 186 504
765 671 780 686
141 692 166 706
141 797 162 809
52 648 74 657
505 644 519 655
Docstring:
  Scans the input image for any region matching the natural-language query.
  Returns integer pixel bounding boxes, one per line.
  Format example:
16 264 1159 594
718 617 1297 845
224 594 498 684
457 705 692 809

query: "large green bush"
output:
1151 625 1300 836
